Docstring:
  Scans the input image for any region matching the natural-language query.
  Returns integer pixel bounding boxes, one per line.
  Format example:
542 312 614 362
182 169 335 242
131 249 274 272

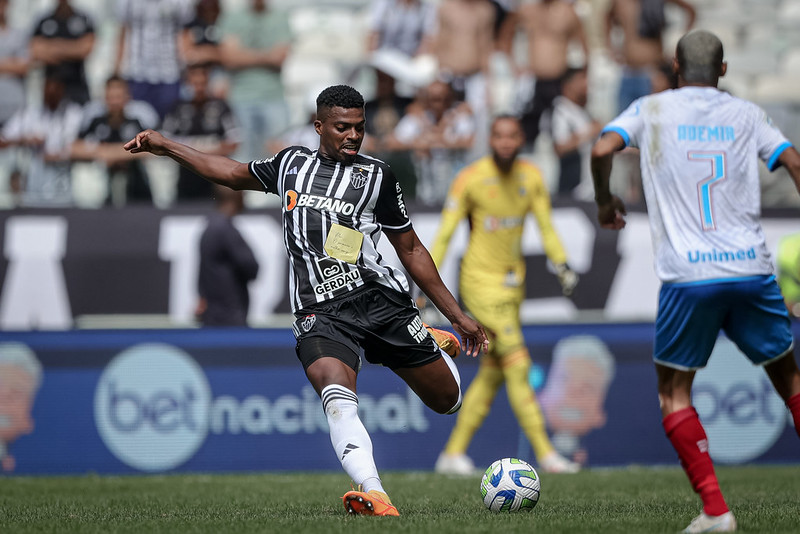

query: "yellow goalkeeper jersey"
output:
430 156 567 275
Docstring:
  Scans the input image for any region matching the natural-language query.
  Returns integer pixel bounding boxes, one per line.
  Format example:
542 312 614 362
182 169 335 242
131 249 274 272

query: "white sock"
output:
321 384 385 493
440 350 463 414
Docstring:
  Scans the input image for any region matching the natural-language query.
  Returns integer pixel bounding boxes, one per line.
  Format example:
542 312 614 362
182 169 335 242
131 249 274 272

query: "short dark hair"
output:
676 30 724 84
490 114 524 137
492 113 521 126
316 85 365 116
106 74 127 87
560 67 586 85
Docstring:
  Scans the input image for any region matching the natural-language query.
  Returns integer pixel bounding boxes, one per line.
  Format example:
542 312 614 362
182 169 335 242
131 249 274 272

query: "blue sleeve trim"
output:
767 142 792 171
601 126 630 147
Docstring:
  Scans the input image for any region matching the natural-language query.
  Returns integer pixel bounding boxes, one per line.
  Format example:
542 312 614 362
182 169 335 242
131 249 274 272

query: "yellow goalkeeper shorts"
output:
460 270 524 357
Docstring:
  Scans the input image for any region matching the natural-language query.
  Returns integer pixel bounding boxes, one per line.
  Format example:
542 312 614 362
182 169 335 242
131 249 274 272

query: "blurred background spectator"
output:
219 0 292 163
196 184 259 327
0 73 83 207
363 69 417 197
500 0 589 151
181 0 223 68
161 62 240 203
649 59 677 93
0 0 29 207
550 67 602 200
605 0 695 113
386 79 475 205
434 0 494 108
0 0 797 210
30 0 95 106
115 0 193 120
266 86 320 155
434 0 494 156
364 70 414 148
366 0 438 97
70 75 152 206
368 0 435 58
0 0 28 129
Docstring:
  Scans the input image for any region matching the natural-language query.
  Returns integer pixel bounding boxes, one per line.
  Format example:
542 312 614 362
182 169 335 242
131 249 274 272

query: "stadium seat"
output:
71 162 108 209
723 50 779 77
778 48 800 76
281 55 341 124
777 1 800 25
752 76 800 104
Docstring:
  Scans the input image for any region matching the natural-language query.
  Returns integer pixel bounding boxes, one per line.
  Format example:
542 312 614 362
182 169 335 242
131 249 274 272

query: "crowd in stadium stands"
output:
1 0 797 210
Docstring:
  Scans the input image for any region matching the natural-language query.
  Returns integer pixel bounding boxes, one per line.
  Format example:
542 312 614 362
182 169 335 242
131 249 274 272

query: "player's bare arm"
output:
778 146 800 195
123 129 262 191
386 228 488 357
590 131 627 230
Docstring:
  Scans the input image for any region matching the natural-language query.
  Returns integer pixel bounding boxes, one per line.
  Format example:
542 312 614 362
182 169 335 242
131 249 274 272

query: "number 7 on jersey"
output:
688 151 726 231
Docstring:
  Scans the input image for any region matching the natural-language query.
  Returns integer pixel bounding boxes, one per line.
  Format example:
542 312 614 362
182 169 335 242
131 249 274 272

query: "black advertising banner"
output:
0 202 796 330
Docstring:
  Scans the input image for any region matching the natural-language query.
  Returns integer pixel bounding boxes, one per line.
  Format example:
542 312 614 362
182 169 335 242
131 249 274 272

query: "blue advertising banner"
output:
1 323 798 475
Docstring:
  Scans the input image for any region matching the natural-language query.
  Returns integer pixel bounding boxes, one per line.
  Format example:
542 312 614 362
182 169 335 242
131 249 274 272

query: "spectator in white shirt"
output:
551 68 602 200
386 80 475 205
0 73 83 207
115 0 194 119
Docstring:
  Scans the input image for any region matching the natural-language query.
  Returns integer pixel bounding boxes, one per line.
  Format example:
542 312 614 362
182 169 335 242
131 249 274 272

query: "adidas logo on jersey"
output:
287 166 299 175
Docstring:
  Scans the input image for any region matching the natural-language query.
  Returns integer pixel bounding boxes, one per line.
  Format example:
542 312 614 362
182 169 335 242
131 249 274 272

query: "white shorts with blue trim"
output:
654 275 794 370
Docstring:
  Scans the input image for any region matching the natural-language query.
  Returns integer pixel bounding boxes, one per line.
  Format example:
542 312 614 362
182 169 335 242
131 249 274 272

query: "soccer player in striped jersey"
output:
591 30 800 533
124 85 488 516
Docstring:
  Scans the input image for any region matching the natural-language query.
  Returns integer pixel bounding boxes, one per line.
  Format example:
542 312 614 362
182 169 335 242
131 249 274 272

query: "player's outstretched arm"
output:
778 146 800 196
591 131 627 230
386 228 489 357
123 129 262 191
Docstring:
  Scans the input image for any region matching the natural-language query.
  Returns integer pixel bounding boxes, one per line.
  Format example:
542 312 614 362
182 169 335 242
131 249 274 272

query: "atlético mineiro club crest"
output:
301 314 316 332
350 164 373 189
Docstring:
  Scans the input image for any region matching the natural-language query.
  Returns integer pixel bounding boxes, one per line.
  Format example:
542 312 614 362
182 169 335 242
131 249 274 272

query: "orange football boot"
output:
342 490 399 517
424 323 461 358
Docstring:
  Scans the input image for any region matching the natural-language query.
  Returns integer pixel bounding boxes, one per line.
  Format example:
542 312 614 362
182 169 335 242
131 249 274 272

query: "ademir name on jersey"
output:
677 124 735 142
687 247 756 263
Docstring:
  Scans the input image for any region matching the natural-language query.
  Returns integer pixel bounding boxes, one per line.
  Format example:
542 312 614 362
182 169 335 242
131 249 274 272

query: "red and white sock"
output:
787 392 800 438
662 407 728 517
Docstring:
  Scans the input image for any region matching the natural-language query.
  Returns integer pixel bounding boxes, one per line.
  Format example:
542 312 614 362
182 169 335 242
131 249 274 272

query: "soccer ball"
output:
479 457 540 512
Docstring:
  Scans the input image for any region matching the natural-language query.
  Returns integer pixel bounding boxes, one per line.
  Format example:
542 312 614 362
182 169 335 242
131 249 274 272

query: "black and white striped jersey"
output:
249 146 413 313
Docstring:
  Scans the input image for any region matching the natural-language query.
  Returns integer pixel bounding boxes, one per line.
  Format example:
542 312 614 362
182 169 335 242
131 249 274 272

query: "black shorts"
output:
292 284 442 373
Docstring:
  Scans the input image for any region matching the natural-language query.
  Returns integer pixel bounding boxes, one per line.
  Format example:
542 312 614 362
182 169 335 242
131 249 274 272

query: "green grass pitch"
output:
2 465 799 533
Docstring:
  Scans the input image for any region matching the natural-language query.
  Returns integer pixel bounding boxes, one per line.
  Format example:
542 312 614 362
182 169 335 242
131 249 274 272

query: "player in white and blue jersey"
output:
591 30 800 533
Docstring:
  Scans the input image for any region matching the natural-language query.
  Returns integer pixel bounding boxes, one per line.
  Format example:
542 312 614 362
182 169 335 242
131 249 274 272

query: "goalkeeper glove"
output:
555 263 579 296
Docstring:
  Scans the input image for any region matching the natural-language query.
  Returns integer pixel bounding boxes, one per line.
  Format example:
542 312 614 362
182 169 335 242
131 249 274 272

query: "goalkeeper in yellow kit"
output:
431 115 580 474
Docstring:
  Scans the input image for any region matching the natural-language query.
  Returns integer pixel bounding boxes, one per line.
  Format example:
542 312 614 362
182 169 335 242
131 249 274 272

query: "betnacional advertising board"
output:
1 324 798 476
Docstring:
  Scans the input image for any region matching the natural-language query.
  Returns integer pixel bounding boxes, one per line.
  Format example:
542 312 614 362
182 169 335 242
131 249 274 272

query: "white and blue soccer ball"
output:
480 457 540 512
